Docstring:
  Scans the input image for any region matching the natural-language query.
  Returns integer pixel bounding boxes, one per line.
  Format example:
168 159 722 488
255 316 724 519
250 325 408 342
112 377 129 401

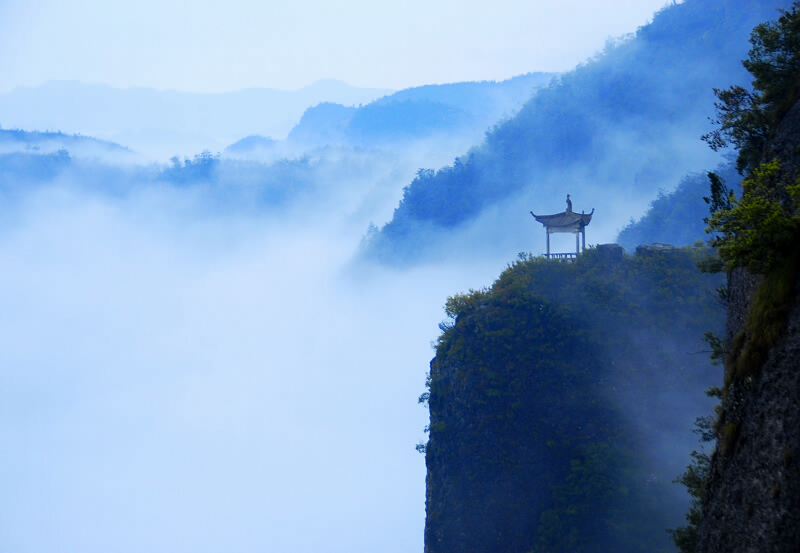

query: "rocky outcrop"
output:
696 100 800 553
697 285 800 552
423 247 724 553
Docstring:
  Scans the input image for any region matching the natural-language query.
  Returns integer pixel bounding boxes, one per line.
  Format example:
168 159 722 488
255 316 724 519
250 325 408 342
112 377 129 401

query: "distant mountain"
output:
363 0 791 265
285 73 555 149
0 80 392 159
224 135 278 155
0 128 129 158
0 134 406 219
287 103 359 147
369 73 554 116
616 163 742 252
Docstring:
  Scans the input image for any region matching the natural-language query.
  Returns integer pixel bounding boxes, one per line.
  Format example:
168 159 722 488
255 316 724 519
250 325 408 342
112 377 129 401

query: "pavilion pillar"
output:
546 231 550 258
575 231 580 254
582 228 586 252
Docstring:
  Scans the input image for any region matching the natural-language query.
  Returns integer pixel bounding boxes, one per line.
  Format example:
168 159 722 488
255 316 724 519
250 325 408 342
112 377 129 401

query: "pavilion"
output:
530 195 594 259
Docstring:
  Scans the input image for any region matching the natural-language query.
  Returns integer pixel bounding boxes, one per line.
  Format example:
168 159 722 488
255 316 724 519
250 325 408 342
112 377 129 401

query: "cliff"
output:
696 99 800 553
422 246 724 553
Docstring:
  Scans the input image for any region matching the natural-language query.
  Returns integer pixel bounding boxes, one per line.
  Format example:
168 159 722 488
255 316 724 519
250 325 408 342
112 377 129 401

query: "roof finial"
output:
566 194 572 213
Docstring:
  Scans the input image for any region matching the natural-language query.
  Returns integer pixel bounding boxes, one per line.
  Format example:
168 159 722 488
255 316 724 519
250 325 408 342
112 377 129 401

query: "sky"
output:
0 0 675 93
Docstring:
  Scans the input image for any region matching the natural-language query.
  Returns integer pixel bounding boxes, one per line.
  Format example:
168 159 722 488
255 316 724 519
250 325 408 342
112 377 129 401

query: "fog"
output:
0 66 722 549
0 122 531 552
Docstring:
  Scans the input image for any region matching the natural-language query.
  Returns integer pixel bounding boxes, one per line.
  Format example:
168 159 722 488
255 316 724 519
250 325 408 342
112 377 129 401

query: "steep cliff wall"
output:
423 247 724 553
696 100 800 553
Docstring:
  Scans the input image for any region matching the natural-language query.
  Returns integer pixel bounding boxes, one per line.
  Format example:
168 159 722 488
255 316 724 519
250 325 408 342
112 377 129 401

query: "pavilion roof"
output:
532 209 594 229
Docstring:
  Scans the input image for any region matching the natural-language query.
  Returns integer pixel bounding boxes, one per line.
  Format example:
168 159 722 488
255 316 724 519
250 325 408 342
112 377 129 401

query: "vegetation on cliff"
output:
422 246 723 553
674 4 800 551
701 0 800 418
703 2 800 173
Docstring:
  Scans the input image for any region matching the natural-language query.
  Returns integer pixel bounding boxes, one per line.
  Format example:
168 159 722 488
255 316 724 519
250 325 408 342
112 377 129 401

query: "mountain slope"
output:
616 163 742 251
285 73 554 149
364 0 790 265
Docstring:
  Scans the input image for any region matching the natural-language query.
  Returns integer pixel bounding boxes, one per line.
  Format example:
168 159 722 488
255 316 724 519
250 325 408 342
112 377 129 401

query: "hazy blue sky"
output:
1 0 673 93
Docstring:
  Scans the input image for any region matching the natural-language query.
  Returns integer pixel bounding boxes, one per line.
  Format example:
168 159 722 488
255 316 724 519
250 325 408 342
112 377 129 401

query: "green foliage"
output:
533 443 624 553
704 171 735 215
702 86 771 173
702 2 800 172
702 331 725 365
701 162 800 405
670 392 722 553
442 288 487 320
728 249 800 384
706 160 800 274
671 449 711 553
744 4 800 123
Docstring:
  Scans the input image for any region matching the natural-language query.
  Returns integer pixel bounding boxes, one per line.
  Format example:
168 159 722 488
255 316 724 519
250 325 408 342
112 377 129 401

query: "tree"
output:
702 2 800 173
705 160 800 274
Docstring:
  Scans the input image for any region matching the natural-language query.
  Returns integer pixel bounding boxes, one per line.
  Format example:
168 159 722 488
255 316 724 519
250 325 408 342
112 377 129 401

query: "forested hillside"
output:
365 0 789 264
616 163 741 251
423 246 724 553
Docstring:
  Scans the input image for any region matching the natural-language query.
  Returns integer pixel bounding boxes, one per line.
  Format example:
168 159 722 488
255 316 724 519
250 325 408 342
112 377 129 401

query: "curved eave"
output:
531 208 594 229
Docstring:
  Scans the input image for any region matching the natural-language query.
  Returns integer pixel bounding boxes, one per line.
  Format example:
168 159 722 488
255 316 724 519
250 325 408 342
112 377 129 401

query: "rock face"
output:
696 101 800 553
697 288 800 552
595 243 625 261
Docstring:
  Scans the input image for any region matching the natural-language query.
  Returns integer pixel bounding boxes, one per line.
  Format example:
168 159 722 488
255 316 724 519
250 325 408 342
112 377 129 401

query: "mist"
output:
0 159 517 552
0 64 721 553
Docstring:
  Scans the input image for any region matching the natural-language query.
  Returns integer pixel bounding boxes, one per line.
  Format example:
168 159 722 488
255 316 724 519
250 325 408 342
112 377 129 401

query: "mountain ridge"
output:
363 0 790 265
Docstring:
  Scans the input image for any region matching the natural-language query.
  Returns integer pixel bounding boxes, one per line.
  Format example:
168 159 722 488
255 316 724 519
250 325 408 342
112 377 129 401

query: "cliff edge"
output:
423 247 724 553
696 100 800 553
